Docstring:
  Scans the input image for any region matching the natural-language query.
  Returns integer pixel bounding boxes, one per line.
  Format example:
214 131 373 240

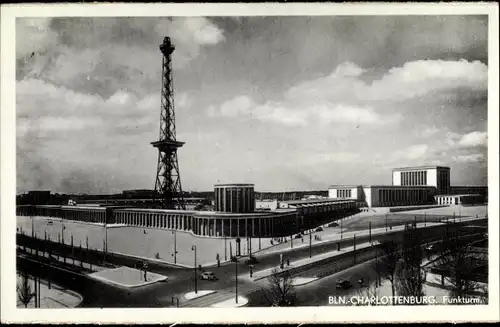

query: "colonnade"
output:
378 188 430 207
16 205 106 223
297 201 356 215
114 210 192 231
436 196 459 205
191 215 280 237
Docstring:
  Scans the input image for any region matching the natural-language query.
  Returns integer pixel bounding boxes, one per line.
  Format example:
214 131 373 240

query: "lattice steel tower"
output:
151 37 185 209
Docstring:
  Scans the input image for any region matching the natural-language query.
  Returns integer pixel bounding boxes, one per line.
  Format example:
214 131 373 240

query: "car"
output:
327 222 339 228
47 220 53 225
425 244 435 252
245 256 259 265
315 227 324 232
199 271 217 281
336 279 352 289
294 234 302 239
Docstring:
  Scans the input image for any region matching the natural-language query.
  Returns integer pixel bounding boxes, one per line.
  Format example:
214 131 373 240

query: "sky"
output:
16 16 489 194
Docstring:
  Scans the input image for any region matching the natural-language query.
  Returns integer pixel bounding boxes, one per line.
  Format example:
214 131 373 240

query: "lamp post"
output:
340 218 343 240
235 257 239 304
385 214 388 232
353 234 357 265
369 221 371 244
191 245 197 294
309 231 312 258
172 230 177 264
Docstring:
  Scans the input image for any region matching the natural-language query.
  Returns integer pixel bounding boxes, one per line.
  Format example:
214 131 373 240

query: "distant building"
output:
392 166 450 194
329 165 487 208
214 183 255 213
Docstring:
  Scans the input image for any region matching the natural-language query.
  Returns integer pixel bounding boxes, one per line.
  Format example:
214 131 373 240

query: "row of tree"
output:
261 221 487 306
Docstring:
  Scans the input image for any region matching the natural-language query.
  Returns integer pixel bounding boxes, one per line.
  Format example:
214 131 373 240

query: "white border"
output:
1 2 499 324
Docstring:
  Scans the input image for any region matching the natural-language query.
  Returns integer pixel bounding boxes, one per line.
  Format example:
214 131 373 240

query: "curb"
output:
184 290 218 301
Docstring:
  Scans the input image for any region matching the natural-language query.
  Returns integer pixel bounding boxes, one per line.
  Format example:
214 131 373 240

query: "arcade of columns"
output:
114 210 282 238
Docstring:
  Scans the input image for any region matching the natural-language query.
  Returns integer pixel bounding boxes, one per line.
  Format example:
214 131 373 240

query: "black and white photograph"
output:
1 2 499 324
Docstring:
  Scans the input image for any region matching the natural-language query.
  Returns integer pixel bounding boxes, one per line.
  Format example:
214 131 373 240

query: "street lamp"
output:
172 230 177 264
235 256 239 304
340 218 343 240
309 231 312 258
191 245 197 294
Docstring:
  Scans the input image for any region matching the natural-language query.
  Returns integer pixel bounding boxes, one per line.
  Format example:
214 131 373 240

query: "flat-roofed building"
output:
392 166 450 195
328 185 436 208
214 183 255 213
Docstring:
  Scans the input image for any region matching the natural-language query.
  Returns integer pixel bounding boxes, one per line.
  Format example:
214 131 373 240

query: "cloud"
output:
16 18 58 58
312 104 396 125
334 61 367 77
16 17 226 98
452 153 486 163
417 126 440 138
219 95 253 117
314 152 361 164
458 131 488 148
406 144 429 160
370 59 488 101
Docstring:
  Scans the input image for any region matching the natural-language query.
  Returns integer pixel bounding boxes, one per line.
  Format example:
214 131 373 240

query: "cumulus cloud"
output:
370 59 488 101
16 17 226 98
406 144 429 160
210 95 397 127
458 131 488 148
452 153 486 163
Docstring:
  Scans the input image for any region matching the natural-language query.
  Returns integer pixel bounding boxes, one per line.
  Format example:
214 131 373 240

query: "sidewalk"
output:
19 246 107 272
242 240 376 282
16 275 83 308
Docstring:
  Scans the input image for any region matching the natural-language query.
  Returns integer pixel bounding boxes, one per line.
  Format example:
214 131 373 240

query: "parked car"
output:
425 244 436 252
294 234 302 239
245 256 259 265
336 279 352 289
327 222 339 228
47 220 53 225
315 226 324 232
199 271 217 281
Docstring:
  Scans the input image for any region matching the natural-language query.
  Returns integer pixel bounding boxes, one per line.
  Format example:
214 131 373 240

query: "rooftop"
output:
392 165 450 171
214 183 254 187
281 198 355 205
329 185 436 189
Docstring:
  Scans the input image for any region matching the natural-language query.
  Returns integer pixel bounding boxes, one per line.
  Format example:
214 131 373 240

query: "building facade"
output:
214 183 255 213
434 194 485 206
328 185 436 207
392 166 451 194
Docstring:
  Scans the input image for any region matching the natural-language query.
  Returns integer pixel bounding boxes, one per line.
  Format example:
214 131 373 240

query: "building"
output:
329 185 436 207
214 183 255 213
434 194 485 206
392 166 450 194
329 165 486 208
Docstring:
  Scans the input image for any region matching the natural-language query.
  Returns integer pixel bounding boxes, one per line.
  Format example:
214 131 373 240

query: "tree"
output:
352 280 381 306
373 240 400 298
436 222 484 299
17 272 34 308
395 223 425 298
262 268 300 306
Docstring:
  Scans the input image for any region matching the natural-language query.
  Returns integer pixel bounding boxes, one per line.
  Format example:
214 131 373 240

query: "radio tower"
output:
151 37 185 209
